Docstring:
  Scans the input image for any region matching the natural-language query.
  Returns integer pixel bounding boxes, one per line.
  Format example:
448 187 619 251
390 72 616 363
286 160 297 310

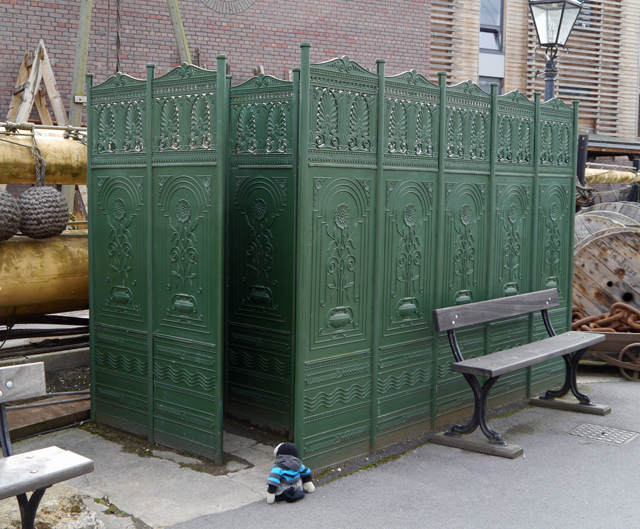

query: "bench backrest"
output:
432 288 559 333
0 363 46 405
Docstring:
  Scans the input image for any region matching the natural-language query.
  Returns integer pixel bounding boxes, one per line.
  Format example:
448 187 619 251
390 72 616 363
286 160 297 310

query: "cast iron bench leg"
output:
541 347 594 406
14 488 49 529
446 373 507 445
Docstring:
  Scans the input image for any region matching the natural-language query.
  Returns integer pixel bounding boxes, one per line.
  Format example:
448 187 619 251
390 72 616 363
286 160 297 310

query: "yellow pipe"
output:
0 231 88 322
0 127 87 185
585 167 640 185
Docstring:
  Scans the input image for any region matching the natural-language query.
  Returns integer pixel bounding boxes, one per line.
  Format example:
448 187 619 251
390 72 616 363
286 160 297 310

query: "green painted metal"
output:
88 44 578 469
87 60 227 464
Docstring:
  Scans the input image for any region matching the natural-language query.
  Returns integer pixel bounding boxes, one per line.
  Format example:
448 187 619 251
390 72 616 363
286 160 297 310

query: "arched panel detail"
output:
95 176 145 320
384 180 434 335
495 184 532 297
232 176 288 319
313 178 372 345
155 174 212 331
444 182 486 305
539 184 571 301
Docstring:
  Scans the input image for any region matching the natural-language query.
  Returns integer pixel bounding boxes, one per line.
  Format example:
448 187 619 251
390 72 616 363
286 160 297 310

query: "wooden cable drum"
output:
576 210 640 227
573 228 640 316
574 214 624 244
581 202 640 223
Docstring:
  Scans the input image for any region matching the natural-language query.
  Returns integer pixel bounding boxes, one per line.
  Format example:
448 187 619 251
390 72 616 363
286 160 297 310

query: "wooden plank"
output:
7 50 34 122
451 332 606 377
34 88 54 126
0 363 46 404
0 446 93 498
432 289 559 332
431 432 524 459
40 41 68 126
14 42 44 123
529 398 611 416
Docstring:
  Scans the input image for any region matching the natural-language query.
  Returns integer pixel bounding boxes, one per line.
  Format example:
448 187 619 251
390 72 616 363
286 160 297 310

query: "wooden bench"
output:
431 288 608 458
0 362 94 529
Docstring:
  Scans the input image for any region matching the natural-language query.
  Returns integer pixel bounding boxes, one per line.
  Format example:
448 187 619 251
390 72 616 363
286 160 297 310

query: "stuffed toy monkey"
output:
266 442 315 504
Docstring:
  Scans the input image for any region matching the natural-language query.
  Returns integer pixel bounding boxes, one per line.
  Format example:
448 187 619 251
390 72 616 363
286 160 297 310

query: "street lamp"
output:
529 0 583 101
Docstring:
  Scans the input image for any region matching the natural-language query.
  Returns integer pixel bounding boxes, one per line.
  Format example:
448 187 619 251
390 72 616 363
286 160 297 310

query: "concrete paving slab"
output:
223 431 257 453
232 446 274 466
10 429 267 528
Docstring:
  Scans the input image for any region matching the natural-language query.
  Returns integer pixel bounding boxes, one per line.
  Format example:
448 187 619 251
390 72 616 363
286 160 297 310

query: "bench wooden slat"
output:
0 446 94 499
432 289 559 332
452 331 606 377
0 363 46 404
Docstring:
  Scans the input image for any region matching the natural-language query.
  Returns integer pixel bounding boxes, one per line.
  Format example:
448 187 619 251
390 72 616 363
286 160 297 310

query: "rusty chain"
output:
572 303 640 333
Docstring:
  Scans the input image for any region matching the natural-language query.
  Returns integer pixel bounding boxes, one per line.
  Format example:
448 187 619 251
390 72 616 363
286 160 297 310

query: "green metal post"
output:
431 71 447 423
291 67 300 437
145 63 156 442
486 82 499 355
294 43 312 453
567 100 580 331
86 73 95 420
370 58 386 450
214 55 228 466
527 92 542 397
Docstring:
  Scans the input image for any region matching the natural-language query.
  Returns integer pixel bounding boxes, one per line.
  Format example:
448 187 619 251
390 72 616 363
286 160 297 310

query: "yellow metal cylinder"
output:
0 231 88 322
0 127 87 185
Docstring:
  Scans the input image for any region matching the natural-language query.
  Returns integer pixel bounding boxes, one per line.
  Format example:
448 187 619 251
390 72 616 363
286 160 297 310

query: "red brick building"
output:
0 0 432 123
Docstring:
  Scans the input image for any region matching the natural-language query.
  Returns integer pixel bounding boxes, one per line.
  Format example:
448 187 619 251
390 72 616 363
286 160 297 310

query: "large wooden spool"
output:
573 227 640 316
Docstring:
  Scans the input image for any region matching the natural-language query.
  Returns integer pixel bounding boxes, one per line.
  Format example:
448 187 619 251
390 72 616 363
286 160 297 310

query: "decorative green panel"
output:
89 60 226 464
442 181 487 306
445 81 491 172
493 182 532 298
311 176 373 350
225 74 296 432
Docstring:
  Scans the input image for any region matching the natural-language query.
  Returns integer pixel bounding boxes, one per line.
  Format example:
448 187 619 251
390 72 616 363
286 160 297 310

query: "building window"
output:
479 76 503 95
480 0 504 51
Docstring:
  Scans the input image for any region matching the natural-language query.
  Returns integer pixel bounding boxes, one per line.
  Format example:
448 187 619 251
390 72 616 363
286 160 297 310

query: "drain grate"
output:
569 423 639 445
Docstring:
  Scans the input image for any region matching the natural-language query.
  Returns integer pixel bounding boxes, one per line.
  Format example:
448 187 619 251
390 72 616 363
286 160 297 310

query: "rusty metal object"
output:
572 302 640 333
595 344 640 381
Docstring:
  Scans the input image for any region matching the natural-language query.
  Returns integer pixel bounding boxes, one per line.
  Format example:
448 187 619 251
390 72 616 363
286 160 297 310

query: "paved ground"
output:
1 365 638 529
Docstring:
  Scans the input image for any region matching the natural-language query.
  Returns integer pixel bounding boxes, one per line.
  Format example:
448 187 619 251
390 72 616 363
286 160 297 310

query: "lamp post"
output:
529 0 583 101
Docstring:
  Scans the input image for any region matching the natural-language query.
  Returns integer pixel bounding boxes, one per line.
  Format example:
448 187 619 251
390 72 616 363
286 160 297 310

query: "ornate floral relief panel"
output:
231 175 288 323
311 177 372 349
383 179 434 336
154 172 212 335
95 175 146 326
538 183 571 303
443 182 487 306
494 184 532 298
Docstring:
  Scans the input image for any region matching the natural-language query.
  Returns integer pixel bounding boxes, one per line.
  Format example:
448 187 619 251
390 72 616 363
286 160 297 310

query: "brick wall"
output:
0 0 431 125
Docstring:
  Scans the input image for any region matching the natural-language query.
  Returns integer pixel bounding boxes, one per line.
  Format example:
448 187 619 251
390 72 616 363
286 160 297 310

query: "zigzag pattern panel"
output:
302 350 372 462
376 339 433 436
93 323 148 431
